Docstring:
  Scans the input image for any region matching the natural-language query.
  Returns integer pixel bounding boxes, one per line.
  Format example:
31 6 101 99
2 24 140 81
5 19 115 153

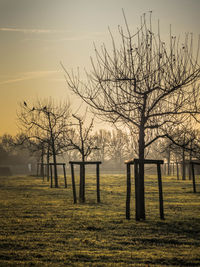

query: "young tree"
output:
67 112 99 202
0 133 36 171
93 129 111 162
166 125 197 180
107 129 130 166
68 113 98 162
17 98 71 187
64 13 200 220
14 134 48 178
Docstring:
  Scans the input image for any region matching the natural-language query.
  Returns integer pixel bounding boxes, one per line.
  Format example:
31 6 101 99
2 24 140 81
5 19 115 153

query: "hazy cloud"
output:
0 70 60 85
0 27 68 34
21 31 105 43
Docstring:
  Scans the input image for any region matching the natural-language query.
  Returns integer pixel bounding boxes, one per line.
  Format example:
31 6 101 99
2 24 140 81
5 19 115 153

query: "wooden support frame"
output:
50 164 53 188
69 161 102 204
37 163 67 188
125 159 164 221
36 162 45 180
48 163 67 188
190 161 200 193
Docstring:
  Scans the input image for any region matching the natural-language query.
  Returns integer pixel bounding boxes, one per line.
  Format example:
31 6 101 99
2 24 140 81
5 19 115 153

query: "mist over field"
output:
1 0 200 265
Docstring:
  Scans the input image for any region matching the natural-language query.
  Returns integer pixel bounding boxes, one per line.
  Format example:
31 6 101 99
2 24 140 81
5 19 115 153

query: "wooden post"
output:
182 148 186 180
42 163 45 181
70 163 77 203
96 163 100 203
172 163 175 176
126 163 131 220
191 163 196 193
79 164 84 202
176 162 179 180
157 163 164 220
82 164 85 203
134 161 140 221
36 163 39 176
46 164 49 181
50 164 53 188
188 162 191 180
63 164 67 188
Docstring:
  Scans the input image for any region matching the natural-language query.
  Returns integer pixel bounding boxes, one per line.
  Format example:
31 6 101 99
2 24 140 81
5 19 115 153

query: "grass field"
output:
0 171 200 266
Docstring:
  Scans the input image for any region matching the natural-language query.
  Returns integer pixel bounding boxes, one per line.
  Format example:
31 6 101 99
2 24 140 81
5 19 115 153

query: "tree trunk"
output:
40 147 44 179
138 125 145 220
52 138 58 187
182 147 186 180
167 149 171 176
176 160 179 180
80 153 85 202
46 144 50 182
189 141 192 180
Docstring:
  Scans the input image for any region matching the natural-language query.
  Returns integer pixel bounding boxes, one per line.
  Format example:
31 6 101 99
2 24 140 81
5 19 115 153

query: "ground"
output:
0 171 200 266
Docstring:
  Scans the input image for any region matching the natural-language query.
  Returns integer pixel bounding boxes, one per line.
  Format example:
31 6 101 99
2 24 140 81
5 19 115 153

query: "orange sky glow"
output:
0 0 199 135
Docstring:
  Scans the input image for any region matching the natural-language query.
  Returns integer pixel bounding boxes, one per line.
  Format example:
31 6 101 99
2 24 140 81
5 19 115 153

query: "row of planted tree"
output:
1 99 200 179
1 100 200 179
1 12 200 221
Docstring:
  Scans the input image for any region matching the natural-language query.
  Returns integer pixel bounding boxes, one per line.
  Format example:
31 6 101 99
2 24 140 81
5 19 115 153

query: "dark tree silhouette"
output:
68 113 98 162
64 13 200 220
93 129 111 162
17 98 71 187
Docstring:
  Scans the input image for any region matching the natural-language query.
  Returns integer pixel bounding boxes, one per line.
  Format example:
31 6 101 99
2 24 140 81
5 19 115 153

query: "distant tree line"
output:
1 101 200 178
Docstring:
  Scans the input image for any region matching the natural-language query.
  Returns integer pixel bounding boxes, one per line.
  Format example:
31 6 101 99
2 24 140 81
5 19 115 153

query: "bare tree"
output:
107 129 130 166
166 125 197 180
17 98 71 187
14 134 48 178
93 129 111 162
67 112 99 202
0 133 36 170
68 113 98 162
64 12 200 220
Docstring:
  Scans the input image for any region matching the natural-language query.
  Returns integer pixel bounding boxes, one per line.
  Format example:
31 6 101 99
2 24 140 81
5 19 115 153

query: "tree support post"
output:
176 161 179 180
82 164 85 203
42 163 45 182
79 164 84 202
69 161 101 204
189 161 200 193
126 163 131 219
191 162 196 193
50 164 53 188
63 164 67 188
125 159 164 221
157 163 164 220
70 163 77 203
134 161 140 221
138 160 145 220
36 163 39 176
96 163 100 203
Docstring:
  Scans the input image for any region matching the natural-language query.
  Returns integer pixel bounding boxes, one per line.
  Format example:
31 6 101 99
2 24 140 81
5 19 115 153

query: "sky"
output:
0 0 199 135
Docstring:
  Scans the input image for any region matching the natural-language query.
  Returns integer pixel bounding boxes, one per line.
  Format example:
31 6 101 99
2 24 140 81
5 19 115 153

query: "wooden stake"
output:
63 164 67 188
96 163 100 203
79 164 84 202
176 162 179 180
134 162 140 221
191 163 196 193
82 164 85 203
50 164 53 188
157 163 164 220
126 163 131 220
71 163 77 203
36 163 39 176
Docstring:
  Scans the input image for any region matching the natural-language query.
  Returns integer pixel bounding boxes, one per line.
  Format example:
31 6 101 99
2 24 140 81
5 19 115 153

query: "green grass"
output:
0 172 200 266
